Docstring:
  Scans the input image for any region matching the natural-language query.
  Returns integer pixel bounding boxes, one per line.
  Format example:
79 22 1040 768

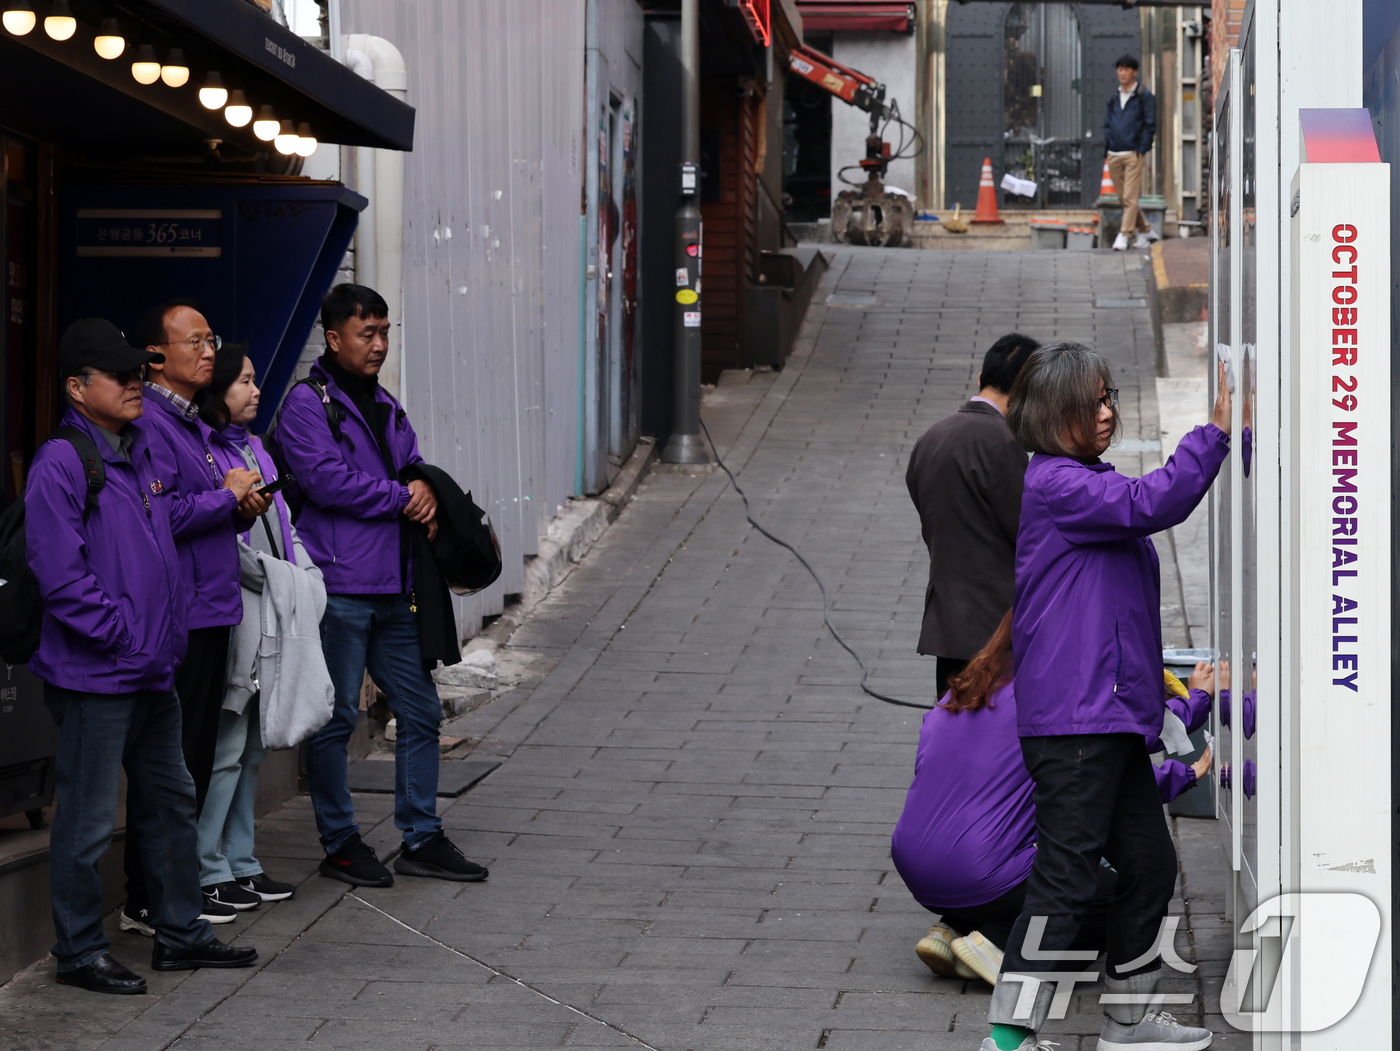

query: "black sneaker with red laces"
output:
318 834 393 887
393 833 489 883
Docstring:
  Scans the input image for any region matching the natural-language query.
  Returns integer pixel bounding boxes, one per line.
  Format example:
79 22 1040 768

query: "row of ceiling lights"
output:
1 0 318 156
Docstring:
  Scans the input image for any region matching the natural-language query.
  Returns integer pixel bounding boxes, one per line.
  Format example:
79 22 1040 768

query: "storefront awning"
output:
795 1 914 33
0 0 413 155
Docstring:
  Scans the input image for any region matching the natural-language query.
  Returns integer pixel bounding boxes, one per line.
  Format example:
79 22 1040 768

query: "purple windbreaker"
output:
209 427 296 559
1148 686 1212 803
891 682 1036 910
892 679 1215 909
273 360 421 594
141 391 244 630
26 410 187 692
1012 424 1228 737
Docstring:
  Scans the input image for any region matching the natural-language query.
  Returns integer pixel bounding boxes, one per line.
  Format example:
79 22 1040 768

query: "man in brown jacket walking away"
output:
905 333 1037 697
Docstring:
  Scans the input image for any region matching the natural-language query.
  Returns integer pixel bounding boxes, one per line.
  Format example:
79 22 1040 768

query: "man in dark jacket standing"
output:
28 320 256 994
906 333 1037 697
277 283 488 888
1103 54 1158 251
120 299 268 931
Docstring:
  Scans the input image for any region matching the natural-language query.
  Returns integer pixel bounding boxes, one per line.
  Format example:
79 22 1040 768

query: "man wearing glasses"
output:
119 299 269 932
27 319 257 992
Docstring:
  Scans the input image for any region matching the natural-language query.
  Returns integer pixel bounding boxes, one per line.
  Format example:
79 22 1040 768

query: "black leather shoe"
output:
55 952 147 994
151 938 258 972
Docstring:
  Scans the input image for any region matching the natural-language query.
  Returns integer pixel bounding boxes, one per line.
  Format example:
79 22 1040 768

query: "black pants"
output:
1001 733 1177 979
125 625 232 903
935 657 969 699
937 864 1117 952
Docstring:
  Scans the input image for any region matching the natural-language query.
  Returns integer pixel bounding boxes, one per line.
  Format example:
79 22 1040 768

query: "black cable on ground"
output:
699 418 935 711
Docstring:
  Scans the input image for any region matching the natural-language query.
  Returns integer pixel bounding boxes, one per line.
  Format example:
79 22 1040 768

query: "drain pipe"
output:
345 34 408 402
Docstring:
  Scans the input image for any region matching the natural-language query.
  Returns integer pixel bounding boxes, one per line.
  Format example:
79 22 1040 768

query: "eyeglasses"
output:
1097 388 1119 411
155 334 221 353
105 368 145 386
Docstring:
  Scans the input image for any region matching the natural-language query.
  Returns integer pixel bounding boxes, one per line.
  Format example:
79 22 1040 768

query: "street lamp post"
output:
661 0 710 464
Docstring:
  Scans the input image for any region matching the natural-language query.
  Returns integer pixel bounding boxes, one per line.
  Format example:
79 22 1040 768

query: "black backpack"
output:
262 376 345 522
0 426 106 665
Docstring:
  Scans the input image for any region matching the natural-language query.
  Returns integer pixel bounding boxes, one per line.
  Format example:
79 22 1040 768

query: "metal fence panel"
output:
339 0 584 635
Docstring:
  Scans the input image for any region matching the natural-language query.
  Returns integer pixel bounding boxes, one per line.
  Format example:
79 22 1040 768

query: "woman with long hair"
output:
892 611 1214 988
975 344 1228 1051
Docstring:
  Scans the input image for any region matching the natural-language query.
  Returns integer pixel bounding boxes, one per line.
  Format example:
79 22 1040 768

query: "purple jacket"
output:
209 427 296 559
141 390 244 630
891 682 1037 910
892 679 1214 910
26 410 187 692
1012 424 1228 737
1147 686 1212 803
273 360 421 594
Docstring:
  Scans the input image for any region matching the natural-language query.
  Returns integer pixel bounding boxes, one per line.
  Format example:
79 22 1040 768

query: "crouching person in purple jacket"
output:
276 284 487 886
980 344 1229 1051
27 320 256 995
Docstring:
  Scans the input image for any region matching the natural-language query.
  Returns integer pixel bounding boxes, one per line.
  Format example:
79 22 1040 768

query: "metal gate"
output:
944 1 1139 210
1002 3 1083 208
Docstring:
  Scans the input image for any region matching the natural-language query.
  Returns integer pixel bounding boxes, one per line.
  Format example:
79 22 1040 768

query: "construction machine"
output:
787 42 922 247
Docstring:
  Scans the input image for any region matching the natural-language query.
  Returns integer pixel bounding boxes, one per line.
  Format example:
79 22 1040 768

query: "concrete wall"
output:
830 33 918 202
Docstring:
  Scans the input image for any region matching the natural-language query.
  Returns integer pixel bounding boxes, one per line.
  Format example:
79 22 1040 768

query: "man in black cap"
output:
26 319 257 994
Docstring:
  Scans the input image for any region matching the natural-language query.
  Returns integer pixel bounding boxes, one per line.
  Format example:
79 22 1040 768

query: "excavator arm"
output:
787 43 889 125
785 42 915 248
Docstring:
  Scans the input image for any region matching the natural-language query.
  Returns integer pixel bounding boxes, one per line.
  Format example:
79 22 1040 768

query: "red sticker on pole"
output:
686 244 699 257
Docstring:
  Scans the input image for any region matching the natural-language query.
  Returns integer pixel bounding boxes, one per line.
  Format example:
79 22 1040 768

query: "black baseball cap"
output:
58 318 165 378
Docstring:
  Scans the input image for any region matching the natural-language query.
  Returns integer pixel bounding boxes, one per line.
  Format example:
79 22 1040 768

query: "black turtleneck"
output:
321 352 395 477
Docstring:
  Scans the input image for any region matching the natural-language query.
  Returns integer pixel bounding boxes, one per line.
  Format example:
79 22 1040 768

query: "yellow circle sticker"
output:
676 289 699 305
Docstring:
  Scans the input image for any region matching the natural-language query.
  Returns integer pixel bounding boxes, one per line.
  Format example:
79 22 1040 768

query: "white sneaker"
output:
1132 232 1151 249
1112 233 1130 251
951 929 1003 985
915 924 979 980
1146 228 1161 243
1098 1011 1212 1051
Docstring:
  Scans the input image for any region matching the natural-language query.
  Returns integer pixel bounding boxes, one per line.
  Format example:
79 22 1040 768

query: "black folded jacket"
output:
401 462 504 669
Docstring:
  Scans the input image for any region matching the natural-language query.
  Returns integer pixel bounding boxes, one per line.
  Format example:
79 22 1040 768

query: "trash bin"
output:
1139 194 1167 239
1162 648 1215 818
1029 217 1066 249
1066 226 1096 251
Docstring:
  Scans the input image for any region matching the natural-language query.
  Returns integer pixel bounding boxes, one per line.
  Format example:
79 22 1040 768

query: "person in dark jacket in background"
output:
27 320 256 994
1104 54 1158 251
276 283 488 888
979 344 1228 1051
906 333 1037 698
120 300 269 934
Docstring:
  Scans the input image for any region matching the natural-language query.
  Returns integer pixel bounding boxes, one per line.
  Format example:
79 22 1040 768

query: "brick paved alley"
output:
1 248 1239 1051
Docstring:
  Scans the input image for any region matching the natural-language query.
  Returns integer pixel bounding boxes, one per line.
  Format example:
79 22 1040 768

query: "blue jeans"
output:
196 704 267 887
44 685 212 971
306 594 443 854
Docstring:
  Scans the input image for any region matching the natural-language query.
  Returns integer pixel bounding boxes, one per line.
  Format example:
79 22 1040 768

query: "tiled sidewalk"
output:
0 247 1238 1051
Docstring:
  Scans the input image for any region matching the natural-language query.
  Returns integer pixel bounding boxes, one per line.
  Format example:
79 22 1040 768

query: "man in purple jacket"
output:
28 320 256 993
276 284 487 887
119 299 268 932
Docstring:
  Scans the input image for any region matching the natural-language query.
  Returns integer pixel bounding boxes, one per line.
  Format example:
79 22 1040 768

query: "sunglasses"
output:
1096 388 1119 411
101 368 145 386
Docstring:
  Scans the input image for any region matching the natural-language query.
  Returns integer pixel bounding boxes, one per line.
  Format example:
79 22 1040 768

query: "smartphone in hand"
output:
256 475 292 498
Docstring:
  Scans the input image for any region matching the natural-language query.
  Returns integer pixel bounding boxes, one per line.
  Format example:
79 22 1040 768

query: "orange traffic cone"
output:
970 158 1003 224
1096 158 1118 202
